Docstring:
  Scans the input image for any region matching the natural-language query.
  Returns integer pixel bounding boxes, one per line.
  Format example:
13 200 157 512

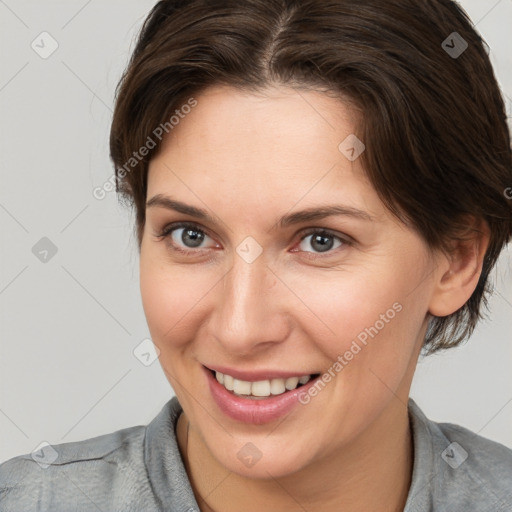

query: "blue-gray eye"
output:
171 226 208 248
299 230 344 253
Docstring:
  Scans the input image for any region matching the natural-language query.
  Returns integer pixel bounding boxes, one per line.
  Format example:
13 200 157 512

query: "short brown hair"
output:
109 0 512 355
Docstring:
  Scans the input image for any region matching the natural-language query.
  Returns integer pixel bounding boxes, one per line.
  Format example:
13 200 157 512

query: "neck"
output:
177 398 414 512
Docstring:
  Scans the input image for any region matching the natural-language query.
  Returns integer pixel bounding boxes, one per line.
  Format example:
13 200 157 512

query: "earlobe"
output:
428 217 490 318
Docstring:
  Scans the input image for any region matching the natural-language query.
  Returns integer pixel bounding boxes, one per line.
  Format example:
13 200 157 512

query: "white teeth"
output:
223 374 234 391
233 378 251 395
285 376 299 390
270 379 286 395
251 380 271 397
214 371 314 397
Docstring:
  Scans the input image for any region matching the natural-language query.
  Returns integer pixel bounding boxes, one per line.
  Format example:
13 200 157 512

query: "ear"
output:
428 216 491 317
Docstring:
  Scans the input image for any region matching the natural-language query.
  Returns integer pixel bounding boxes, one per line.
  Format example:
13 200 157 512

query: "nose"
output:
208 252 290 356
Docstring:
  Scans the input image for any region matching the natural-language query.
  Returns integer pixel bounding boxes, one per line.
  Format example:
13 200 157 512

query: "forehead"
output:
159 84 360 155
147 84 383 220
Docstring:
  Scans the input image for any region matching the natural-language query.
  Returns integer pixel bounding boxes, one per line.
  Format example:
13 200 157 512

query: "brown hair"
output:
109 0 512 355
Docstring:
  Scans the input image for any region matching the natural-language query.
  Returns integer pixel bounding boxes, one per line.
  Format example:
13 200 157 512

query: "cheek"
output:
288 267 399 340
139 253 216 346
286 259 424 370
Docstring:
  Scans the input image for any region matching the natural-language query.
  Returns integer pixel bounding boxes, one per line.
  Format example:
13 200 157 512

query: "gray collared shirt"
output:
1 396 511 511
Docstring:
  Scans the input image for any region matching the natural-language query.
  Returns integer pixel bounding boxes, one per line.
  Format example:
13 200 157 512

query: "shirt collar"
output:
404 397 435 511
144 396 198 510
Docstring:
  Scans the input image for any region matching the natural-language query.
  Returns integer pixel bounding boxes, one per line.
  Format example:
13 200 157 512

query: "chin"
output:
206 432 315 480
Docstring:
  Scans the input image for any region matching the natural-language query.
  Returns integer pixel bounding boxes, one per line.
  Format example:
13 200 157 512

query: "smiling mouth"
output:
208 368 321 399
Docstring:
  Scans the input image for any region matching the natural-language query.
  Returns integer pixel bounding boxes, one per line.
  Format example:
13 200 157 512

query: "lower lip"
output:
204 366 320 425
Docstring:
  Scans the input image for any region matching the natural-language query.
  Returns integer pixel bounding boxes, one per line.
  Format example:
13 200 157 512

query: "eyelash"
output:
154 221 352 259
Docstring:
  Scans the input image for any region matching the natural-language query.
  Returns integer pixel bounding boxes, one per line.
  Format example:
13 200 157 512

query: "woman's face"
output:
140 84 440 478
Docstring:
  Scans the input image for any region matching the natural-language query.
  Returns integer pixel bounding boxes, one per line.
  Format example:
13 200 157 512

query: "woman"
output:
1 0 511 510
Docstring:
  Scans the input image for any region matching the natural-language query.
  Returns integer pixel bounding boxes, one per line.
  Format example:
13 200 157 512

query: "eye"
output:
155 222 351 259
295 229 349 256
155 222 217 254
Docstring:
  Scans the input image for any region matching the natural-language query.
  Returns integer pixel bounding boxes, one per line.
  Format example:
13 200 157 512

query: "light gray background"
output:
0 0 511 464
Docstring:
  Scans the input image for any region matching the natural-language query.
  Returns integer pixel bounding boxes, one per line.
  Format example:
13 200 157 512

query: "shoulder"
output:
434 419 512 507
0 422 157 511
408 398 512 512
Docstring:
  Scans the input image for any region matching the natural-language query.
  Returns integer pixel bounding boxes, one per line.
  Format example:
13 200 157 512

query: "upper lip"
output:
204 365 317 382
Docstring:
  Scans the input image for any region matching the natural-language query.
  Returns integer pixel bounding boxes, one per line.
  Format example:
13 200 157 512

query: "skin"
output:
139 84 490 512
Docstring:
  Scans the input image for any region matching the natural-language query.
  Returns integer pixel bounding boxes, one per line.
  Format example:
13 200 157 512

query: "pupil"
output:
311 234 333 252
183 228 204 248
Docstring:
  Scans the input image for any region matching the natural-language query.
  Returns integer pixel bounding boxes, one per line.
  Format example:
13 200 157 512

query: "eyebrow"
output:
146 194 376 229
